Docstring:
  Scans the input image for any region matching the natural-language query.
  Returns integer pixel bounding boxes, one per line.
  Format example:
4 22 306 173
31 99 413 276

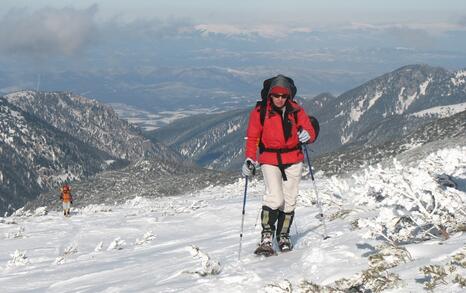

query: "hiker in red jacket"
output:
242 74 318 256
60 184 73 216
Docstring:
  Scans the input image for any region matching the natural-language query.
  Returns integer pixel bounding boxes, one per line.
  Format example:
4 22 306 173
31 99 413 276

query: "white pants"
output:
62 202 71 210
261 162 303 213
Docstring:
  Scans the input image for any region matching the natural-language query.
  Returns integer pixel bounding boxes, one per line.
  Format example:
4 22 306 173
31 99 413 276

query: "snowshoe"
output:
254 232 276 257
254 242 276 257
278 234 293 252
278 240 293 252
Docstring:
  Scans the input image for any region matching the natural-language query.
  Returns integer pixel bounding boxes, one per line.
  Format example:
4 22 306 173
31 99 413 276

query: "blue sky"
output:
2 0 466 25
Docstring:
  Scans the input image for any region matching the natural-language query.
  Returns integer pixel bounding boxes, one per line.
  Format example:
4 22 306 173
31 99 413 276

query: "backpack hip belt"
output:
259 144 301 181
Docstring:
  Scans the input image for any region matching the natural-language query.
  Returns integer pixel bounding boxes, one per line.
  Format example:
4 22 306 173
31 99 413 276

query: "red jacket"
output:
245 100 316 165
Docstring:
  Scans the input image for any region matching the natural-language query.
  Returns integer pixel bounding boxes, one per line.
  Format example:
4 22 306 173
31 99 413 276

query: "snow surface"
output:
349 97 365 123
451 70 466 86
0 147 465 292
410 102 466 118
368 90 383 109
419 78 432 96
396 87 419 114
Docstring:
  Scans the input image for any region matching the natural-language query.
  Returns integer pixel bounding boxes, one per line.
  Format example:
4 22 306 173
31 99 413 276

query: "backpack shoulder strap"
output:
256 100 267 126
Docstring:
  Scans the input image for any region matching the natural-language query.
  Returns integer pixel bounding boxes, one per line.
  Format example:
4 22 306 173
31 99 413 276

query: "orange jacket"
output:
60 191 73 203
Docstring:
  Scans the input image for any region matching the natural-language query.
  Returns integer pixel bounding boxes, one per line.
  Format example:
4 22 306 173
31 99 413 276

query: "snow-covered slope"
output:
306 64 466 152
25 159 237 211
4 90 182 162
0 97 120 214
315 109 466 175
1 145 464 292
1 91 199 214
146 108 249 170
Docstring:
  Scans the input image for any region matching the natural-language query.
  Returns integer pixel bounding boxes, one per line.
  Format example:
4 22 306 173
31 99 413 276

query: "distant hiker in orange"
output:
60 184 73 216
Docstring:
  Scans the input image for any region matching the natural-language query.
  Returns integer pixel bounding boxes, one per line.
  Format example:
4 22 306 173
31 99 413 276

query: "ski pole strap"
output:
259 144 301 181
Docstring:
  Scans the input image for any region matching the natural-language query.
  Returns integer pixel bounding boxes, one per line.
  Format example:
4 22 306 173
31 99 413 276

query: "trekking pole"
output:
302 144 330 240
238 176 249 260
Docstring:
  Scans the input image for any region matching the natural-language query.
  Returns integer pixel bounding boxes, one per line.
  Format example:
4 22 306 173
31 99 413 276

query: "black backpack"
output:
257 74 298 126
256 74 320 138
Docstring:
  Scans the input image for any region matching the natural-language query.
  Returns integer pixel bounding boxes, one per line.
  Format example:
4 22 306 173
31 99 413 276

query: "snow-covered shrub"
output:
297 268 402 293
419 265 449 290
368 244 412 270
33 207 48 216
184 245 221 276
11 207 32 218
418 246 466 289
454 274 466 288
53 243 78 265
357 268 403 292
451 248 466 268
352 148 466 244
298 280 328 293
328 209 352 221
188 200 208 211
53 256 66 265
107 237 125 250
262 279 292 292
80 204 113 214
8 250 30 266
125 196 152 208
0 217 17 224
295 244 405 292
135 231 156 245
6 226 25 239
94 241 103 252
64 243 78 256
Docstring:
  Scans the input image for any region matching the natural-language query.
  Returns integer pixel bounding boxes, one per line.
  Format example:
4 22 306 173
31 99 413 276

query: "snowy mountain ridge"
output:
150 64 466 170
4 90 178 161
311 64 466 151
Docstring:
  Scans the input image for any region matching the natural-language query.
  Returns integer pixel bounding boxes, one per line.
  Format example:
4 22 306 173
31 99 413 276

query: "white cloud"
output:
0 5 98 56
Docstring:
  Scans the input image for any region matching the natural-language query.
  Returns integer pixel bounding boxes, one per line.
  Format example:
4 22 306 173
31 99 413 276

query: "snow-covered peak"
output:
451 69 466 86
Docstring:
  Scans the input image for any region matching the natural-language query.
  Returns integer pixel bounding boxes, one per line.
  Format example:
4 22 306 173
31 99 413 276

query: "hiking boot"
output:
254 232 275 256
278 234 293 252
261 232 273 246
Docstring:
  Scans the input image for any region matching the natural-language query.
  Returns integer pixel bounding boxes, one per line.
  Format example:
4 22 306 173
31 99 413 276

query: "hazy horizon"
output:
1 1 466 107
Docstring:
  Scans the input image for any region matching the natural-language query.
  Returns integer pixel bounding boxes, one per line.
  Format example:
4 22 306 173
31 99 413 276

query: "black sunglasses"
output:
270 94 289 99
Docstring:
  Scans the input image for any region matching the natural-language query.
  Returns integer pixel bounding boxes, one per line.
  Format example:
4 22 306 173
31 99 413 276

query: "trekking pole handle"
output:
246 160 256 176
